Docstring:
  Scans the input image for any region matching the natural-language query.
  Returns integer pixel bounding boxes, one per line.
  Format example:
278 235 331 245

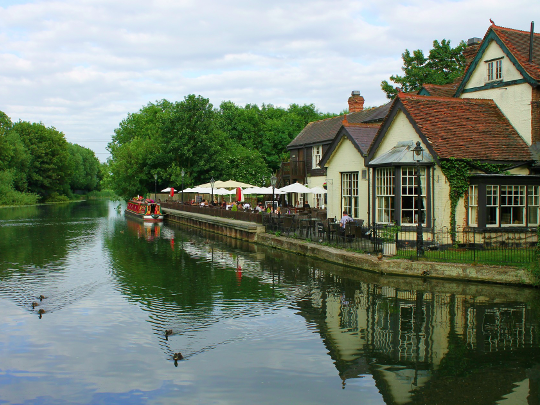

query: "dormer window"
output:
486 58 502 82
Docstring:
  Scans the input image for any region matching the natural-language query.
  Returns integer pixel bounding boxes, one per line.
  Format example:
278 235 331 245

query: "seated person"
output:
339 211 354 228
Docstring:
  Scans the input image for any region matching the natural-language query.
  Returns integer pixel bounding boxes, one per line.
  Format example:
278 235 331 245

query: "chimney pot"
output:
348 90 364 113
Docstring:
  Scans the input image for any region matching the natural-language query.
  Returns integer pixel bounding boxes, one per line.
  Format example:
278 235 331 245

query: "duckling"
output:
31 302 39 308
421 270 430 277
173 352 183 361
38 308 46 319
165 330 173 340
377 252 383 261
39 295 46 301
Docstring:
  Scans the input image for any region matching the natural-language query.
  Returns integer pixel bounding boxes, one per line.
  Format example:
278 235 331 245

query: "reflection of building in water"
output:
298 279 539 404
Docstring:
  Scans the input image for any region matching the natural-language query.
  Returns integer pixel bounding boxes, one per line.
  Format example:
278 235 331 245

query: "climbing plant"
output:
439 158 510 241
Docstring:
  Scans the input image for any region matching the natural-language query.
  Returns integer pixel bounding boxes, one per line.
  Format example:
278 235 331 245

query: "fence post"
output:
473 230 476 262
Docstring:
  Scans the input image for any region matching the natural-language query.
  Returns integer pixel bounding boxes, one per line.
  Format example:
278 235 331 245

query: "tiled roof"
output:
490 24 540 81
345 124 380 153
319 123 380 167
420 82 459 98
395 93 532 161
287 102 391 148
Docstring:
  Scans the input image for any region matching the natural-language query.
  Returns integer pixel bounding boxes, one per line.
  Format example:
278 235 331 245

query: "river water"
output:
1 200 540 405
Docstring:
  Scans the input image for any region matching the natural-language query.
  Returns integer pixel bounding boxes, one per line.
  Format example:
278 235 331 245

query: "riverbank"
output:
258 233 536 287
163 208 537 287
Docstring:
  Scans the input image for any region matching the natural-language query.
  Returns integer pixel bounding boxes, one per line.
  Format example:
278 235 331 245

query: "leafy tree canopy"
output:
108 95 334 199
381 39 466 99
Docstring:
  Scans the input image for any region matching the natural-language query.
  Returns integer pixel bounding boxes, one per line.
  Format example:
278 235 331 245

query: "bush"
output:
0 171 40 206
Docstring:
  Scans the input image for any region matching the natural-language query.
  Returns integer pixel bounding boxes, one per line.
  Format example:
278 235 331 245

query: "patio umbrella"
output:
309 186 327 194
278 182 312 194
161 187 177 192
197 179 256 189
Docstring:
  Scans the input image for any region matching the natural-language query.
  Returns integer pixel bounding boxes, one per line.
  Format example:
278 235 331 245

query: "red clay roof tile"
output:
396 93 532 161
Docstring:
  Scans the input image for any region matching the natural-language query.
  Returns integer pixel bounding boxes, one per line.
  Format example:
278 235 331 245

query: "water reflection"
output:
1 200 540 404
107 217 540 404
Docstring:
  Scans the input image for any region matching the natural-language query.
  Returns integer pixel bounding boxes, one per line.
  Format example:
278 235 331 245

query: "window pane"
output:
401 167 425 225
376 168 395 223
528 186 539 225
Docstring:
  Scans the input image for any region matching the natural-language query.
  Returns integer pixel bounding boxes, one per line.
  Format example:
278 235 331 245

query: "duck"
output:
31 302 39 308
165 330 173 340
377 252 383 261
421 270 430 277
38 309 46 319
39 295 46 301
173 353 183 361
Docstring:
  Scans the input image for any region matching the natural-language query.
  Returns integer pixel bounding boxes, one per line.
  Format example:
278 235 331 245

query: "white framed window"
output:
486 185 499 226
400 167 426 225
342 172 359 218
500 185 525 226
376 168 395 223
528 186 539 225
487 59 502 81
312 193 323 208
313 145 322 168
468 185 478 226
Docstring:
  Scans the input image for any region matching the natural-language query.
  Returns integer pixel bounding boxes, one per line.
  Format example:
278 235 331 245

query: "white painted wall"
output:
325 136 367 221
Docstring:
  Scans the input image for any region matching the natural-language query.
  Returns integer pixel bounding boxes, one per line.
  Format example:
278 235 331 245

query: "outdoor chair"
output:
282 216 295 235
345 222 356 240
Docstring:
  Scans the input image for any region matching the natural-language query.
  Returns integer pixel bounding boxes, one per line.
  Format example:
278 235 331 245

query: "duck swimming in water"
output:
165 330 173 340
173 353 183 361
39 295 46 301
31 302 39 308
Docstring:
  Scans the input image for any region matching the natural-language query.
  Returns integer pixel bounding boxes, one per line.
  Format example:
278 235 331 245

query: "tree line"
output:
108 95 335 199
0 111 103 205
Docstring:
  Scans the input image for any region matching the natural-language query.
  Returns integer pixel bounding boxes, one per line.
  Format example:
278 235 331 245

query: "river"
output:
1 200 540 405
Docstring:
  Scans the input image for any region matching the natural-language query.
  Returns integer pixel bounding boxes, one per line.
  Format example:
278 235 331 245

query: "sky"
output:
1 0 538 162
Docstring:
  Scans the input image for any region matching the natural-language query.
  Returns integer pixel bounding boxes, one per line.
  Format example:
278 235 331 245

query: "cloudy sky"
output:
1 0 538 161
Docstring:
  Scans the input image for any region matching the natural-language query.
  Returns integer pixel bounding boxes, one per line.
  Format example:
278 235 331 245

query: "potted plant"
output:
380 223 400 256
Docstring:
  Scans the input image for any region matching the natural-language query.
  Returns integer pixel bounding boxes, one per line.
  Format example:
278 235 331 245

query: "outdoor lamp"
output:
181 169 185 203
210 177 215 205
412 141 424 162
412 141 424 258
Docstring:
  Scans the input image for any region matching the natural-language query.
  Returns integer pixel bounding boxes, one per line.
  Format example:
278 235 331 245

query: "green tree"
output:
67 143 101 192
381 39 466 99
12 121 71 197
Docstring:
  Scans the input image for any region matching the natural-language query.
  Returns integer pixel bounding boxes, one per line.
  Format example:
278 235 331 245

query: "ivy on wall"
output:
439 158 510 237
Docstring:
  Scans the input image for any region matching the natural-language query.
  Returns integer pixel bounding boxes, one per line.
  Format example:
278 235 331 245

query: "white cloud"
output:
0 0 538 160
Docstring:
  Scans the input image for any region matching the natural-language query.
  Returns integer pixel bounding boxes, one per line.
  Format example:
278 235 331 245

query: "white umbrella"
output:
213 188 234 195
196 179 256 189
161 187 177 192
278 182 312 194
309 186 327 194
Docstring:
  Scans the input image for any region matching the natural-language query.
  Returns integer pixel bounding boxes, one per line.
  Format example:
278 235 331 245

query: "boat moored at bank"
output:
125 197 164 222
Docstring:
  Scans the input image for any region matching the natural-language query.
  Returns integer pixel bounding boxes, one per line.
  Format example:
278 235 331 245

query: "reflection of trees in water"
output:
0 201 108 267
0 200 112 318
106 218 540 399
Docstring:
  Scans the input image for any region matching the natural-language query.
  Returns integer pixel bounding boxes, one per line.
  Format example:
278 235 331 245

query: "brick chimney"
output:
348 90 364 113
464 37 481 67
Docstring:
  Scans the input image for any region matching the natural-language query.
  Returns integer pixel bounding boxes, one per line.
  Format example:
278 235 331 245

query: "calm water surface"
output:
1 200 540 404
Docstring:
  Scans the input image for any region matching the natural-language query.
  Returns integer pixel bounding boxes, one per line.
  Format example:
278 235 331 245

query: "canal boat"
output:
125 197 164 222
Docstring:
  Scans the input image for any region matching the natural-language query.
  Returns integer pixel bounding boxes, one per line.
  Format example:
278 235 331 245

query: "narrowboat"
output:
125 197 164 222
